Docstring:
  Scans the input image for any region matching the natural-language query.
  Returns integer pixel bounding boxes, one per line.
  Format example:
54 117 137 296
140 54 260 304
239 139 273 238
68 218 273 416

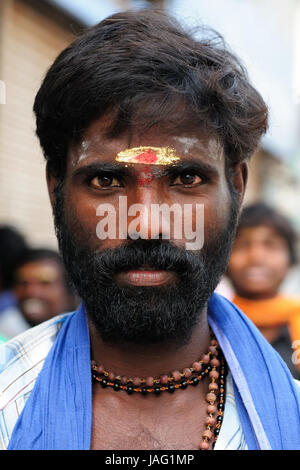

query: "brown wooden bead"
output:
120 376 128 385
208 345 217 355
203 429 213 440
202 354 210 364
207 404 217 414
208 382 219 391
192 361 202 372
172 370 182 382
108 371 115 381
133 377 141 386
183 368 192 378
206 416 216 426
209 370 219 379
206 392 217 403
146 376 154 387
97 364 105 374
199 440 210 450
160 374 169 385
210 358 220 368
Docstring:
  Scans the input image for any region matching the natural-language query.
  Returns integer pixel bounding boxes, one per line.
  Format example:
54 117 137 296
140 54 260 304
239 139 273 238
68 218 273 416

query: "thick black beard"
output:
53 182 239 346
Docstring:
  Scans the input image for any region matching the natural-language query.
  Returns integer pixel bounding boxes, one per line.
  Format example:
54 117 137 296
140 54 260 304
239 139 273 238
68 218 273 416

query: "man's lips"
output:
115 265 176 286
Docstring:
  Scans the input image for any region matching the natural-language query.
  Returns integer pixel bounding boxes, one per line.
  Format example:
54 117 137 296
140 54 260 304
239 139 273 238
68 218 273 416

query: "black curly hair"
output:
33 9 268 181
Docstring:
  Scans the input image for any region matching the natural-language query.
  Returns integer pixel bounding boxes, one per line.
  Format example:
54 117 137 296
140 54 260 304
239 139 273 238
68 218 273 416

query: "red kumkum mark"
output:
137 166 155 187
128 149 158 187
134 149 158 164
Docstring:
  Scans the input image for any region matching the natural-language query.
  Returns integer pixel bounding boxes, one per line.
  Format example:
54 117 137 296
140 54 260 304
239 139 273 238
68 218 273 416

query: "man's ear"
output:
231 161 248 208
46 164 58 209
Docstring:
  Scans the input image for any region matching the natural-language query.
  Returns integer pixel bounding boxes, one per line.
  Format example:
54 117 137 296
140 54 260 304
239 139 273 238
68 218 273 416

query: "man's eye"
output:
171 173 203 186
90 174 122 189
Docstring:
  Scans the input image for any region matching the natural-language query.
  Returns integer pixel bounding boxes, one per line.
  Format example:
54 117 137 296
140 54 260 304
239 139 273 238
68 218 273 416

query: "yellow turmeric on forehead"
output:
116 146 181 165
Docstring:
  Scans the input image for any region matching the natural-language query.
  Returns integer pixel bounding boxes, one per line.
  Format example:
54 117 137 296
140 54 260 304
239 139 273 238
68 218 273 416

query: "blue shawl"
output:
8 293 300 450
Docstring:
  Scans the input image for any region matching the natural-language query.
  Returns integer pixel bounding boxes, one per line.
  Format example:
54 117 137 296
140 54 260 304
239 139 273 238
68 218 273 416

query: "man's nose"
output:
127 184 164 240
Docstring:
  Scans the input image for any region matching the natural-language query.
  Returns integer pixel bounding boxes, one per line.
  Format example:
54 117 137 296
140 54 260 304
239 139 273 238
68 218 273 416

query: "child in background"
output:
227 203 300 378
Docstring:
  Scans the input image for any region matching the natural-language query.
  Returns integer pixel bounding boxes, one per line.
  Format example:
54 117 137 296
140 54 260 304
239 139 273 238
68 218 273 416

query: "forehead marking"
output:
116 146 181 165
173 137 200 154
174 136 223 161
137 166 155 187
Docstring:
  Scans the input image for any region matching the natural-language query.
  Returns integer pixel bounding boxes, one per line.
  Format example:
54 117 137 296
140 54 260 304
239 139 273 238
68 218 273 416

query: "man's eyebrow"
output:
71 158 220 180
164 158 220 178
71 162 132 178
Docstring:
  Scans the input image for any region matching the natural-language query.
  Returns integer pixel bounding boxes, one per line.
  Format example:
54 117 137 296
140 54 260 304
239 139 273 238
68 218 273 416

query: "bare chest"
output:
90 387 211 450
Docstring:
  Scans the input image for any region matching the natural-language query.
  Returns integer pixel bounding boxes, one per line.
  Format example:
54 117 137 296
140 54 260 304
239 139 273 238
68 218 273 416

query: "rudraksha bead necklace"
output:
201 355 226 450
91 333 227 450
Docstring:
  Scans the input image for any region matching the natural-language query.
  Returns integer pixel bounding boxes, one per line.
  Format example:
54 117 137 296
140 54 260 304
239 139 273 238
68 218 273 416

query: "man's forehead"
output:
69 123 225 170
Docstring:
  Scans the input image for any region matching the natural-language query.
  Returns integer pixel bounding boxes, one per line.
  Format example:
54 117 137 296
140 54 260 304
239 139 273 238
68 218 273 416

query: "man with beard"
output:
1 10 300 451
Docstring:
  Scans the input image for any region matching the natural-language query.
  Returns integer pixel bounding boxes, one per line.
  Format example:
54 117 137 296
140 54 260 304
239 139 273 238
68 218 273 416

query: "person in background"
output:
0 248 77 338
226 202 300 378
0 225 28 315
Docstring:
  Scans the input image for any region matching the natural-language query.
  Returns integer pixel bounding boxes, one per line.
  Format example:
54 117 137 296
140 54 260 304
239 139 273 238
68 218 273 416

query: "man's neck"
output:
87 310 210 379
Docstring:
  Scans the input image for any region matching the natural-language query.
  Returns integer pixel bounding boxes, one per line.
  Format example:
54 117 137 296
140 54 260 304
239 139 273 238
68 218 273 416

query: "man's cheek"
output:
64 199 101 247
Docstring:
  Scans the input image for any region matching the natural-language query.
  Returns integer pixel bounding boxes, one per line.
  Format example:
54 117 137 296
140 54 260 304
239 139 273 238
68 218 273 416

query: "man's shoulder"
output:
0 313 71 449
0 313 71 391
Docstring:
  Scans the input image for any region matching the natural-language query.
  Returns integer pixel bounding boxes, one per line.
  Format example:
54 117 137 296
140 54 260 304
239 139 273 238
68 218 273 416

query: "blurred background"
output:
0 0 299 345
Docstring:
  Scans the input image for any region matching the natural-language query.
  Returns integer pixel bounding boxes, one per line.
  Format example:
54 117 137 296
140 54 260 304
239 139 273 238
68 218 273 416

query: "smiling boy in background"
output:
227 202 300 378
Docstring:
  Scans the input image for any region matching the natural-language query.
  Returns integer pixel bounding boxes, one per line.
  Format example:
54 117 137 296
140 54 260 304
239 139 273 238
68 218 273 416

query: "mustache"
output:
82 239 204 284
